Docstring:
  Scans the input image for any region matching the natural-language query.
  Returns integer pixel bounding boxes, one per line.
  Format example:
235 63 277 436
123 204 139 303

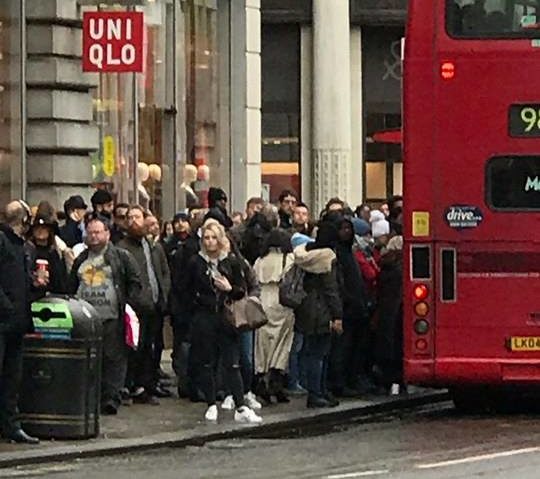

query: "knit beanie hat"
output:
370 210 390 239
351 218 371 237
307 220 339 250
208 187 227 207
291 232 315 249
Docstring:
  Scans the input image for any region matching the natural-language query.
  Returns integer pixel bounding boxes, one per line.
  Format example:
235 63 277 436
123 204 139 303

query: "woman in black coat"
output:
186 220 262 423
374 236 404 393
28 215 68 295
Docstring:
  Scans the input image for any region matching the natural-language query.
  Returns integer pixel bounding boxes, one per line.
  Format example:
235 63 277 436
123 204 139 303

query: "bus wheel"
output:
450 387 489 414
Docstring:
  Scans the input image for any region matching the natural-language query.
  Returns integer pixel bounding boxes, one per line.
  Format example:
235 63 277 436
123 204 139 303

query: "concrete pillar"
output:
228 0 262 213
312 0 351 213
25 0 98 208
350 27 364 208
300 26 313 207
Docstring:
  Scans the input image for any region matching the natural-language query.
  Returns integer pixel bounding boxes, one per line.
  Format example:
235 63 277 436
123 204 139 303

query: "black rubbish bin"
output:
19 295 103 439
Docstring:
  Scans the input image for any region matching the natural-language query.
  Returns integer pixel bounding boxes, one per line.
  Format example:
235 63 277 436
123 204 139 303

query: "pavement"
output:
0 355 448 469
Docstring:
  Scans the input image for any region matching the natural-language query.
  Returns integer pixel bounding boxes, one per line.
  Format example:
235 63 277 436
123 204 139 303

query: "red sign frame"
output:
82 11 144 73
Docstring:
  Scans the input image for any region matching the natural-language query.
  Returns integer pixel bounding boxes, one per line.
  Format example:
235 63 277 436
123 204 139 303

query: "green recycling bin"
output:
20 295 103 439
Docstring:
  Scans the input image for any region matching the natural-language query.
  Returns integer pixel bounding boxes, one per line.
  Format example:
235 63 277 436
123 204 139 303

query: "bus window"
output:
487 156 540 210
447 0 540 38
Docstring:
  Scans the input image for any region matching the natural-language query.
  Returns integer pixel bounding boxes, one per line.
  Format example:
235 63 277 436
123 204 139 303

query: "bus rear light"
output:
415 338 428 351
414 319 430 334
441 62 455 79
414 302 429 317
413 284 429 300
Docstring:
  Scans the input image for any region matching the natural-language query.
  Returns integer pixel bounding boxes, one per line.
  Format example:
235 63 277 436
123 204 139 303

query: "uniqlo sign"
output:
82 12 144 73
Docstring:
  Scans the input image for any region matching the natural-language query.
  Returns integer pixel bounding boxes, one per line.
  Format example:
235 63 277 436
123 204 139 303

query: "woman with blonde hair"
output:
186 221 262 423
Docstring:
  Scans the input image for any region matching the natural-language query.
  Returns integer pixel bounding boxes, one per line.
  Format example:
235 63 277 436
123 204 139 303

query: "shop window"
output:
262 24 300 202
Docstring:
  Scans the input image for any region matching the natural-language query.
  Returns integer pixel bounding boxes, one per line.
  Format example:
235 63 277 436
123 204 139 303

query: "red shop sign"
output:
82 11 144 73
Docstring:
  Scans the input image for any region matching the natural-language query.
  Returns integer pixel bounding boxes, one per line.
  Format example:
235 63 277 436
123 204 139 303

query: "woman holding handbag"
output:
186 221 262 423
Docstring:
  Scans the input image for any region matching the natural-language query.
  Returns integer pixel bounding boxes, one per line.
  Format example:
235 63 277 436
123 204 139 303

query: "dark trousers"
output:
102 318 129 407
171 315 195 396
303 334 331 398
153 314 165 373
328 319 368 392
0 333 24 435
191 311 245 407
127 307 158 392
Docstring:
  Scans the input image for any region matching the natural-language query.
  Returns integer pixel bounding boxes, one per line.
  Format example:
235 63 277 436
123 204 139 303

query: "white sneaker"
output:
205 405 218 421
234 406 262 424
390 383 400 396
244 391 262 410
221 395 235 410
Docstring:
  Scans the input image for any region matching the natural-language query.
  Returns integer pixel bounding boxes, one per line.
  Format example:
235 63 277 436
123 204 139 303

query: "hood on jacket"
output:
306 220 339 252
294 243 336 274
198 250 228 264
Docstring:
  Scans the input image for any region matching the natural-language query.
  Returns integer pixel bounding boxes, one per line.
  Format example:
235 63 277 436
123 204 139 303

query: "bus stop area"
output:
0 353 447 469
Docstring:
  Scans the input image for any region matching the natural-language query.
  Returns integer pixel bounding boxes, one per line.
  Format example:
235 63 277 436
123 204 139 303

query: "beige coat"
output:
253 250 295 374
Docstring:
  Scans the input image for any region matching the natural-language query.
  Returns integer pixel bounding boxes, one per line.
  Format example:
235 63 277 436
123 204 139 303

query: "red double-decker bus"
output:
403 0 540 410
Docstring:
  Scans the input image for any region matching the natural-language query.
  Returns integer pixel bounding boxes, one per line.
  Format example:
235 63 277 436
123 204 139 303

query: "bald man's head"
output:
4 200 30 228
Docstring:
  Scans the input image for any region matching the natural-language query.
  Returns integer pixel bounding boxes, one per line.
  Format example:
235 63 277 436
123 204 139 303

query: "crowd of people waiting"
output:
0 187 404 442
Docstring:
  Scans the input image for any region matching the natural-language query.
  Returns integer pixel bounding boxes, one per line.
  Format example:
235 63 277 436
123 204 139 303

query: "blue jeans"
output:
303 334 331 398
288 331 305 389
239 331 254 394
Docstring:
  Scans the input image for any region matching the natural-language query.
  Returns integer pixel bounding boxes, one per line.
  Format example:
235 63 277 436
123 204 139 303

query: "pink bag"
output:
124 304 140 349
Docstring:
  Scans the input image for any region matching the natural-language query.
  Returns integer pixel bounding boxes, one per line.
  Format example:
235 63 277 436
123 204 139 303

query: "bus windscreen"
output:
448 0 540 38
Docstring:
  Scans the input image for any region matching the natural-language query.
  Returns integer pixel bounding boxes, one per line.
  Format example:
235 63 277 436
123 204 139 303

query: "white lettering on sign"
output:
525 176 540 192
88 18 133 41
82 12 143 73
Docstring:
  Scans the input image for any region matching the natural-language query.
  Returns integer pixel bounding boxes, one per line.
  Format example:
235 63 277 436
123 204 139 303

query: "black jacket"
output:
204 206 233 229
293 245 343 336
68 243 143 320
375 250 403 365
33 244 68 295
168 233 200 320
117 236 171 315
0 225 35 334
59 217 82 248
278 209 293 231
186 252 246 314
336 226 368 323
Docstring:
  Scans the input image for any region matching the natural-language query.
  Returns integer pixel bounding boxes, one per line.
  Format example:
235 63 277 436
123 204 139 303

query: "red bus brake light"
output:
441 62 455 80
413 284 429 300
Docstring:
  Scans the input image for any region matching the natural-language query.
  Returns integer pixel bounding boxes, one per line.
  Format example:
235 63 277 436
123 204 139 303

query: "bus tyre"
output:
450 387 489 414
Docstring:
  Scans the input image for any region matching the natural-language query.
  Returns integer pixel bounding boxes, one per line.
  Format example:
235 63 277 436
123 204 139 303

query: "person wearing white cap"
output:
369 210 390 249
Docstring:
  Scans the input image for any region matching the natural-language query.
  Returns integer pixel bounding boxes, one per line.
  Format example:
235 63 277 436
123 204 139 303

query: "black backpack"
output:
279 264 306 310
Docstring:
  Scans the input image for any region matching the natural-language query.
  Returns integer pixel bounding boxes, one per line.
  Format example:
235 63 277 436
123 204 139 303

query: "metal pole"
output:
131 4 139 204
20 0 27 200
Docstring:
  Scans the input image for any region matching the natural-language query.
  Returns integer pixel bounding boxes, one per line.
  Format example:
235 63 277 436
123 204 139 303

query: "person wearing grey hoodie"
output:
293 221 343 408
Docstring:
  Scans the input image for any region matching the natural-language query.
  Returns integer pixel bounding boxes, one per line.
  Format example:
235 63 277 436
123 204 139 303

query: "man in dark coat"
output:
69 216 143 414
118 205 171 403
166 213 200 398
328 216 371 397
59 195 87 248
0 201 41 443
277 190 297 231
204 187 233 229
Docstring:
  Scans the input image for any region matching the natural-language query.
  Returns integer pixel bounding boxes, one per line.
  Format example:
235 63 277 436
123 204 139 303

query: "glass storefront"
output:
261 24 300 202
0 0 22 205
88 0 220 219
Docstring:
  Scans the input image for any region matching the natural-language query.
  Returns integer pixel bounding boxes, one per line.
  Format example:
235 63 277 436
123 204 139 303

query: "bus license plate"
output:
510 337 540 351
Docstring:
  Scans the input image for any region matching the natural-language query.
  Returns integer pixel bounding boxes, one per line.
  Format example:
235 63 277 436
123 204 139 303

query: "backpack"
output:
279 264 306 309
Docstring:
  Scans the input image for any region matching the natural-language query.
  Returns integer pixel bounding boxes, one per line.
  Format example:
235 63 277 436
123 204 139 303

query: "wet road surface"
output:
4 402 540 478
